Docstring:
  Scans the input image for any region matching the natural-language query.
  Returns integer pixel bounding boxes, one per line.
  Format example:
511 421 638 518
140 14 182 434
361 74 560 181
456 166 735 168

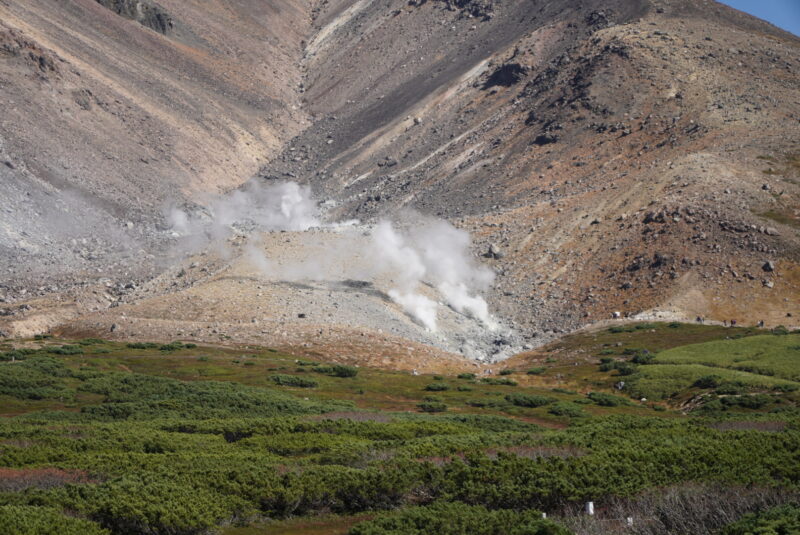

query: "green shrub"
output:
457 373 476 380
126 342 159 350
715 383 742 395
0 357 72 400
527 367 547 375
425 383 449 392
552 388 577 395
600 361 637 375
0 350 25 362
480 378 517 386
295 360 358 377
417 402 447 413
721 394 773 409
330 365 359 378
349 502 570 535
81 476 230 535
467 399 510 409
270 374 318 388
548 402 587 418
456 386 473 392
499 369 514 376
720 504 800 535
45 344 83 355
614 363 638 376
694 375 722 389
159 342 184 352
587 392 629 407
505 393 555 408
630 352 655 365
0 505 108 535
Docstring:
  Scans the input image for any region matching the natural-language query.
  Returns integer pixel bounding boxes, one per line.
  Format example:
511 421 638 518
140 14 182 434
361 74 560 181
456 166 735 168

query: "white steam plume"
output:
370 219 496 331
167 180 496 334
167 180 319 250
371 220 439 331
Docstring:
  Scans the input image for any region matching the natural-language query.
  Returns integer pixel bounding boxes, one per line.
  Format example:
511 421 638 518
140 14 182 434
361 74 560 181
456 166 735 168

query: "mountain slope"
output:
0 0 309 287
259 0 800 335
1 0 799 355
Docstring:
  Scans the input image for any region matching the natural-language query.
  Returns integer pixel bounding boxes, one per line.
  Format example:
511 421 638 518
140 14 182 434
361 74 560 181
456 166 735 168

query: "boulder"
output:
485 243 504 259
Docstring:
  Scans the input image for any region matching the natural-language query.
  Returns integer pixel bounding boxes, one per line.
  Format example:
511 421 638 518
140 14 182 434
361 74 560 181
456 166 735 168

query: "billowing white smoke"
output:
209 180 319 231
370 219 496 332
167 180 319 248
371 221 439 331
167 180 496 333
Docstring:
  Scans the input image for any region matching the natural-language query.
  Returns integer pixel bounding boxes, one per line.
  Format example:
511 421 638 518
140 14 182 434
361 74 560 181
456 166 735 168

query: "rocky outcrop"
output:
0 27 60 74
94 0 173 34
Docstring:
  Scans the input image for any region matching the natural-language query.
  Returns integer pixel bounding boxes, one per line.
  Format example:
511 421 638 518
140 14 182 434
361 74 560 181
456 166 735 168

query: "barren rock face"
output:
94 0 174 34
1 0 799 358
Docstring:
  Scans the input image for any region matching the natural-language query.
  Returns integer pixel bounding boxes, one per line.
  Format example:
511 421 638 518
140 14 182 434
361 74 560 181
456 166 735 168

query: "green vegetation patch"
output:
270 374 319 388
626 365 798 401
348 502 569 535
0 505 109 535
653 334 800 381
0 336 798 535
720 504 800 535
0 357 72 400
505 393 555 408
548 402 587 418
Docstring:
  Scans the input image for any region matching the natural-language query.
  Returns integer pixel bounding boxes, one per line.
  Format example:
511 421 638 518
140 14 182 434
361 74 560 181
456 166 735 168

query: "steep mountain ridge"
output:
0 0 310 288
1 0 799 359
259 0 800 335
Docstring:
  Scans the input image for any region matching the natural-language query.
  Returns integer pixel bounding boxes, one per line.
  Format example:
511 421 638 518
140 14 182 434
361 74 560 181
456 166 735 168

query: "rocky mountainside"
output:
260 0 800 336
1 0 799 359
0 0 309 289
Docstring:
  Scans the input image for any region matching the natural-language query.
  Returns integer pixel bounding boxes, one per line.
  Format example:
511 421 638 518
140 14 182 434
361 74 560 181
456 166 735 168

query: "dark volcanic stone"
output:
95 0 173 34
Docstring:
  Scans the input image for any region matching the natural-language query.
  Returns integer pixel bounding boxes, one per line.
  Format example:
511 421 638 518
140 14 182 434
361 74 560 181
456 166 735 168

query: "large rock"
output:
485 243 504 260
94 0 173 34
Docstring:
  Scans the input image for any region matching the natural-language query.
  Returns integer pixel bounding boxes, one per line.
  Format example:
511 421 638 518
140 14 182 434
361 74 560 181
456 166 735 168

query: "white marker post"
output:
585 501 595 515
